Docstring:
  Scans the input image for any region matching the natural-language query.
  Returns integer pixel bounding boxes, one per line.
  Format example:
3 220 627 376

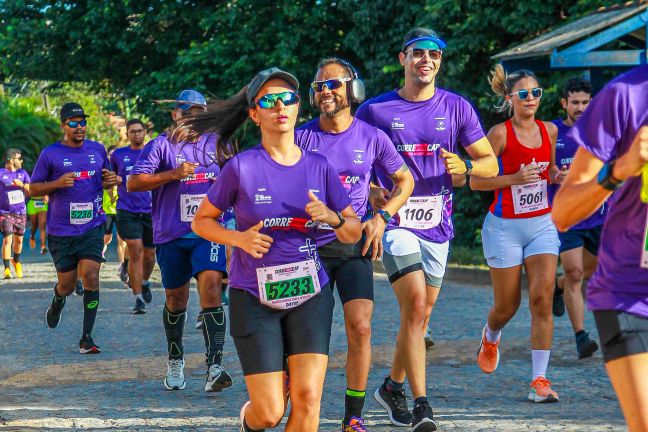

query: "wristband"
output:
330 211 345 229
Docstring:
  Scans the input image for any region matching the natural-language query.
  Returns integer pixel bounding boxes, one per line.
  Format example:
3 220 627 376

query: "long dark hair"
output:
170 86 249 166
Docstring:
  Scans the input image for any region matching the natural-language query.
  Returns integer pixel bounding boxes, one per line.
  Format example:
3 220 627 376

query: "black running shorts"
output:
594 309 648 363
229 286 334 375
48 225 104 273
116 210 154 248
321 256 373 304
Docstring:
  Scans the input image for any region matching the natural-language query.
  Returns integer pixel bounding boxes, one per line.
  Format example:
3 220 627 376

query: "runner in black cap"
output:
31 102 118 354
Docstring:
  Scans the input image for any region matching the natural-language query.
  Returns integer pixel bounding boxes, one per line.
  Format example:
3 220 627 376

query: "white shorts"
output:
481 212 559 268
382 228 449 287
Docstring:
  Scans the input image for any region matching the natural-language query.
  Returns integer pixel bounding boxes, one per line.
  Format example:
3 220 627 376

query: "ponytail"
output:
170 87 249 166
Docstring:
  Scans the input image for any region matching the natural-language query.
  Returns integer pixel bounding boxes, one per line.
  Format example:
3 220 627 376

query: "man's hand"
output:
440 148 467 175
362 215 385 260
614 126 648 181
57 172 76 188
554 165 568 184
11 179 24 189
174 162 198 180
102 169 118 188
369 186 390 211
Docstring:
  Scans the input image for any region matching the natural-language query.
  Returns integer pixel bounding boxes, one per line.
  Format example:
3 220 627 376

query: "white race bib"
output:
7 190 24 205
397 196 443 229
256 259 321 310
70 202 93 225
180 194 205 222
511 180 548 215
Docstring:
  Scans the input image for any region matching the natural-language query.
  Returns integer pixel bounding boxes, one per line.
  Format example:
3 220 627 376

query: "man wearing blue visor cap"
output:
356 27 498 431
128 88 232 394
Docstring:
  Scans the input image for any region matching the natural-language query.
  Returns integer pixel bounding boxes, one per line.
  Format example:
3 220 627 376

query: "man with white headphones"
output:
296 57 414 432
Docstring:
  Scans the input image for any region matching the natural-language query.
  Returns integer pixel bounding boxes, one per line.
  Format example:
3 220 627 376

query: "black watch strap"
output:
330 211 345 229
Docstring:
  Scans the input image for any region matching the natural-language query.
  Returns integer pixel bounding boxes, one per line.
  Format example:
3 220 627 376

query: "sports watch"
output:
376 209 392 224
597 161 624 191
330 211 346 229
464 159 473 175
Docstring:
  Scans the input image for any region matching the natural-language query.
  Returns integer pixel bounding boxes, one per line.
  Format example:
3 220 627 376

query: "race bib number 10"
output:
180 194 205 222
7 190 24 205
511 180 548 215
70 202 93 225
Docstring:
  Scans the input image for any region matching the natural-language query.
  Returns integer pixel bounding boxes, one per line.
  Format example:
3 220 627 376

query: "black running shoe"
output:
204 364 233 392
374 383 412 427
142 281 152 303
552 279 565 317
133 298 146 315
75 280 84 296
576 331 599 359
46 294 66 329
79 336 101 354
412 401 437 431
118 263 129 287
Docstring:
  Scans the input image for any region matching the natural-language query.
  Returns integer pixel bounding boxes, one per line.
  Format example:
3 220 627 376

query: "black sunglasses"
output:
66 119 87 128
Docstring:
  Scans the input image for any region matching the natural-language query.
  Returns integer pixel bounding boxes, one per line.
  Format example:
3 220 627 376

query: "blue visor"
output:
404 36 446 51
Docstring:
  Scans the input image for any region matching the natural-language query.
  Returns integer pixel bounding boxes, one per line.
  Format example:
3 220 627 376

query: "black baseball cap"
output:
60 102 89 122
401 27 447 52
246 68 299 107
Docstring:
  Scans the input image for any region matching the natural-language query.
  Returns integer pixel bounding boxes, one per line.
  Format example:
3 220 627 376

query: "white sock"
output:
135 294 144 302
532 350 551 379
485 324 501 343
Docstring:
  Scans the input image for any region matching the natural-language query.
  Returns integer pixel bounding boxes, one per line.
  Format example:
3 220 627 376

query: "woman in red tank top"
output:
470 65 562 402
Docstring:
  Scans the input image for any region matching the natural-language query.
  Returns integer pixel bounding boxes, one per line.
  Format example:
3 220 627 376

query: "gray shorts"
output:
381 228 449 287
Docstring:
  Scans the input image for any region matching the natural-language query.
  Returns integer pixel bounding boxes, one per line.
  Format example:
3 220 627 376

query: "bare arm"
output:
30 173 74 197
128 162 196 192
553 126 648 231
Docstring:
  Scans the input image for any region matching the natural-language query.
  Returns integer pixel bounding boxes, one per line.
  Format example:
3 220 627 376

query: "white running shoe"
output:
204 363 233 392
164 359 186 390
239 401 251 432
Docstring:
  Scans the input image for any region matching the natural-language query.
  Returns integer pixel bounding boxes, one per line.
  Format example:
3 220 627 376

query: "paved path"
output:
0 255 626 431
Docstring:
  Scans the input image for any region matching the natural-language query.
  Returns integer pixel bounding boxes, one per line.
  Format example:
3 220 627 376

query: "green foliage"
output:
0 96 59 170
0 0 622 251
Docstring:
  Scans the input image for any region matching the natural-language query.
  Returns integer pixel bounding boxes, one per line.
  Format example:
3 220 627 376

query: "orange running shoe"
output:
29 237 36 249
477 325 500 374
528 377 559 403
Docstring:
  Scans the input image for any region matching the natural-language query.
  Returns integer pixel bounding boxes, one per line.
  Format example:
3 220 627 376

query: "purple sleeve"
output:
458 98 486 148
324 161 352 212
131 138 163 175
30 151 51 183
566 81 629 162
22 170 31 184
374 128 404 175
207 158 240 211
354 102 371 124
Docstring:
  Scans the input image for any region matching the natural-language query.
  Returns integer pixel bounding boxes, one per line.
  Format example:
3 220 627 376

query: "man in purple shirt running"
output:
297 57 414 431
31 102 118 354
129 90 232 394
0 148 30 279
553 65 648 432
356 28 498 431
549 77 602 359
110 118 156 314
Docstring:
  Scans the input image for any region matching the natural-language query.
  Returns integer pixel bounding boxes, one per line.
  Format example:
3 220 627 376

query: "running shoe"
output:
118 263 129 287
374 382 413 427
3 268 11 279
195 311 204 330
45 293 66 329
412 400 437 431
142 281 153 303
40 246 48 255
552 278 565 317
164 358 186 390
11 259 22 278
424 326 435 349
133 298 146 315
29 237 36 249
204 363 233 392
74 280 84 296
342 416 367 431
576 331 599 359
477 325 500 374
79 336 101 354
528 377 559 403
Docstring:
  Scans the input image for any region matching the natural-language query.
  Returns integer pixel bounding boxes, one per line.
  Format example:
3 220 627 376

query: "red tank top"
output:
489 119 552 219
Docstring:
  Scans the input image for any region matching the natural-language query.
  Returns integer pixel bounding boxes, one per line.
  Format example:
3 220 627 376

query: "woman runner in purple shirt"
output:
552 65 648 432
175 68 361 432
